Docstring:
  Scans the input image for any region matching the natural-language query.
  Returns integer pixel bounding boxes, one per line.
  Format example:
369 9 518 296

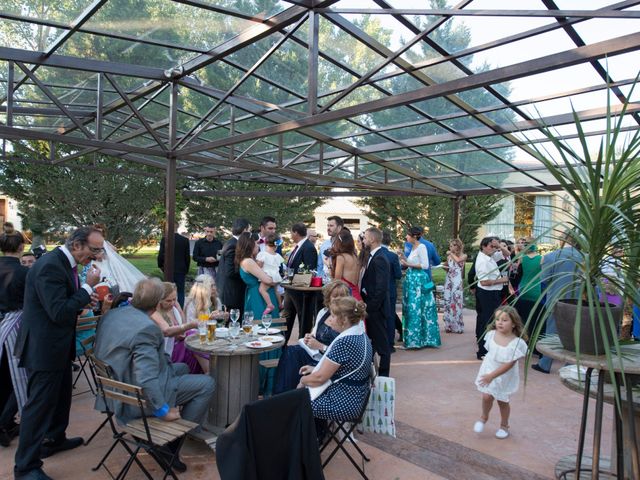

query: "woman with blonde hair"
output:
299 296 373 421
183 274 224 373
151 282 200 373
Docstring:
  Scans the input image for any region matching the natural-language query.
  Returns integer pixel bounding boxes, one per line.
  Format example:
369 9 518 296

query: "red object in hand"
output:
95 284 110 301
310 277 322 287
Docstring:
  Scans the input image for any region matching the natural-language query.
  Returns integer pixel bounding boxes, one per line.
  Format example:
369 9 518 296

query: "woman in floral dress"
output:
443 238 467 333
400 227 440 348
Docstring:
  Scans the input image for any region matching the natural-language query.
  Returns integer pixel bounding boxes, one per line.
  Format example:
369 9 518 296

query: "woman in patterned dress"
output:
299 296 372 421
443 238 467 333
400 227 441 348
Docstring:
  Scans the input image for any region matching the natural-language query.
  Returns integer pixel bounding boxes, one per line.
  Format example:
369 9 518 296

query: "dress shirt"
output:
317 238 333 276
367 246 382 269
475 251 503 291
60 245 94 295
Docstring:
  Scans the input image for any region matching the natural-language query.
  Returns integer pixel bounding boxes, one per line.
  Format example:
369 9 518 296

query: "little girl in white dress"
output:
473 305 528 439
256 234 285 314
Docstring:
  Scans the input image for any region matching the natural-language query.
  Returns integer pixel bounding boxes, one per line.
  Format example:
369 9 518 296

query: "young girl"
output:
256 233 285 314
473 306 528 439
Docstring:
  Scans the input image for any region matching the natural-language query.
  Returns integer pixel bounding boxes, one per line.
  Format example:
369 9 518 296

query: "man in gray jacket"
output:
94 278 214 471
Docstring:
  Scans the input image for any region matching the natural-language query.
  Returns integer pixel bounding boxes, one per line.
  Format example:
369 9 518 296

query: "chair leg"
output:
85 415 110 446
321 421 369 480
114 445 141 480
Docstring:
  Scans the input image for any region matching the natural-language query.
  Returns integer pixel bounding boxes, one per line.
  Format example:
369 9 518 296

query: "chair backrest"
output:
96 376 147 410
78 334 96 357
77 314 101 332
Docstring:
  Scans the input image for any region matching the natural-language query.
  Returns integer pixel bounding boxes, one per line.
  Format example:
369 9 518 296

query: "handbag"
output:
361 376 396 437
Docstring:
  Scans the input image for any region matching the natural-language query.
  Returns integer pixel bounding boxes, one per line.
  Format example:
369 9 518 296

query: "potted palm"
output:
520 79 640 375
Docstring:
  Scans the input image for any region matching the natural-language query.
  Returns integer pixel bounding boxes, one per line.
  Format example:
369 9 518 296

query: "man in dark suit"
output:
282 222 318 341
217 218 251 316
158 231 191 307
381 231 402 349
360 227 392 377
14 226 103 480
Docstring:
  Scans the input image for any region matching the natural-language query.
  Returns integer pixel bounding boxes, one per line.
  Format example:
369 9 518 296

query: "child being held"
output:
256 233 285 315
473 305 528 439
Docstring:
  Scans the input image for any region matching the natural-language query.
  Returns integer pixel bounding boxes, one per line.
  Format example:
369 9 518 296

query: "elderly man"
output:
14 227 103 480
94 278 215 472
192 225 222 280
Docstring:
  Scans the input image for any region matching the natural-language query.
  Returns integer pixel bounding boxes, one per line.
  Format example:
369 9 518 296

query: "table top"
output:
537 335 640 374
282 283 324 292
185 332 283 357
558 367 640 408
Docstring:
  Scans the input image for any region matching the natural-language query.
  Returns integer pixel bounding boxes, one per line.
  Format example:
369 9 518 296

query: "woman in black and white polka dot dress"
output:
299 297 373 421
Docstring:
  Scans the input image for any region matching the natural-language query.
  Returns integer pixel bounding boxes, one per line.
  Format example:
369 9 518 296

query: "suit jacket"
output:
14 248 91 371
360 249 391 355
287 239 318 274
381 246 402 304
157 233 191 274
217 237 246 309
94 305 184 422
216 388 324 480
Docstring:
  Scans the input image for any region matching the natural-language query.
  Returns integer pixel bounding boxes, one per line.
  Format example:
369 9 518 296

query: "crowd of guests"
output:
6 213 637 478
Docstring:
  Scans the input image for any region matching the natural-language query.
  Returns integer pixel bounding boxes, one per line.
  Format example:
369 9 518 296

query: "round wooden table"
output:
537 336 640 479
185 332 282 431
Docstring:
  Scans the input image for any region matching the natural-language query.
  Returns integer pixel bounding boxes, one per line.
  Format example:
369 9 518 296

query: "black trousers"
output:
0 349 17 427
14 367 72 473
475 288 502 357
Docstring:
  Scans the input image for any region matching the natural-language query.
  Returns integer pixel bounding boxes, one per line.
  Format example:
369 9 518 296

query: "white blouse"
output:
407 243 430 270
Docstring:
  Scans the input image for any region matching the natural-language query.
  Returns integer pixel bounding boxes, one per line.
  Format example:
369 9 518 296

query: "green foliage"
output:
0 143 164 248
357 194 504 254
183 179 325 233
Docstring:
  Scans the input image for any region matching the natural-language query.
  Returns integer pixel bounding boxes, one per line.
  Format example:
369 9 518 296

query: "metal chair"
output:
72 315 100 395
91 356 197 480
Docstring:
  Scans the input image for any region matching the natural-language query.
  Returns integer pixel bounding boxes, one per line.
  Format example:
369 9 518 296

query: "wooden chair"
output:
92 361 198 480
73 315 101 396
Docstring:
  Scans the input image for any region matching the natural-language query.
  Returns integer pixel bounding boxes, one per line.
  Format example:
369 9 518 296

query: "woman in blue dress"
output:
299 296 373 421
273 280 351 394
400 226 440 349
235 233 280 394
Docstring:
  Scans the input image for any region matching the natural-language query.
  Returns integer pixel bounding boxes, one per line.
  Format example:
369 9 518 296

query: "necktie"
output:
72 265 79 289
258 238 265 244
287 245 299 268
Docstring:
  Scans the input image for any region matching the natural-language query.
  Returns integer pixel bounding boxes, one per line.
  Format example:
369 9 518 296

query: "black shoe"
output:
40 436 84 458
532 364 550 374
14 467 54 480
71 362 80 372
1 423 19 447
476 353 485 360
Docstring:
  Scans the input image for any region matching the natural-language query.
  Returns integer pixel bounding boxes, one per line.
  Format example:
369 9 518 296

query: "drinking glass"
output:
230 308 240 325
242 318 253 336
230 322 240 340
198 322 207 344
206 321 216 344
261 313 272 334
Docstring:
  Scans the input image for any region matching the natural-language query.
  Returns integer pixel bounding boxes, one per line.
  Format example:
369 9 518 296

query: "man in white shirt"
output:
317 216 343 281
474 236 509 359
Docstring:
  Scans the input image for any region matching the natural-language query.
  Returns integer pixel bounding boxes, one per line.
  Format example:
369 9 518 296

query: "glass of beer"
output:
206 321 216 344
198 322 207 344
242 318 253 336
198 312 210 322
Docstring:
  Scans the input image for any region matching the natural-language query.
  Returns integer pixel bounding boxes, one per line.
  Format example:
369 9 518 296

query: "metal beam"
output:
316 8 640 19
308 10 319 115
178 31 640 154
183 189 433 198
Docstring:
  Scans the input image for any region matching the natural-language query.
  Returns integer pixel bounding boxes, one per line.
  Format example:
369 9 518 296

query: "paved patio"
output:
0 309 614 480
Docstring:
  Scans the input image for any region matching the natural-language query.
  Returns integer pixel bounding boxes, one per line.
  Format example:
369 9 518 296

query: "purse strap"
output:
331 334 369 386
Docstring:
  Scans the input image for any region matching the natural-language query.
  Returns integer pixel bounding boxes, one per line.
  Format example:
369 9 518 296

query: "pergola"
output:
1 0 639 278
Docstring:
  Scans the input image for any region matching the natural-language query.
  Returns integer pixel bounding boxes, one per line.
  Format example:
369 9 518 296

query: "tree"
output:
183 179 325 234
0 144 165 248
357 195 504 253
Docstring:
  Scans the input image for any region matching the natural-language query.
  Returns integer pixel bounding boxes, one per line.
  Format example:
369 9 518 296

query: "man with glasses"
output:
474 236 509 360
14 226 103 480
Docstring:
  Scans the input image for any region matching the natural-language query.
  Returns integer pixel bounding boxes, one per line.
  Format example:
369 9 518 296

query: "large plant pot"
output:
555 299 623 356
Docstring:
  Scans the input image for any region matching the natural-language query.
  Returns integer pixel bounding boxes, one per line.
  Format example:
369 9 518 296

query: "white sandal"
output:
495 427 509 439
473 421 485 433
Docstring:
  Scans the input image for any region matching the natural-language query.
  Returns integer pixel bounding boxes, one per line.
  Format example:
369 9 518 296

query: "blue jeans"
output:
537 314 557 371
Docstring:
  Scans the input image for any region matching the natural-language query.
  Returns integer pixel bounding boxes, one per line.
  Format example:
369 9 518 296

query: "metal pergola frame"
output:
1 0 640 278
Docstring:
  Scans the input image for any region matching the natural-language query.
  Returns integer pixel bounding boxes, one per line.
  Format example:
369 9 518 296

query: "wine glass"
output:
261 313 272 335
230 308 240 325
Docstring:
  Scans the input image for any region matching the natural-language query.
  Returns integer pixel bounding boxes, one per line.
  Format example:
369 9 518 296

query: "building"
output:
0 194 22 230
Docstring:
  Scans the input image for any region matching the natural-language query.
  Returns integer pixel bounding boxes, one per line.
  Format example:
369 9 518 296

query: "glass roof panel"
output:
0 2 92 25
0 17 66 51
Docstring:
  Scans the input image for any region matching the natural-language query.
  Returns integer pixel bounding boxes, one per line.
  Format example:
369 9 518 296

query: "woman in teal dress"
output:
235 233 280 394
400 227 440 349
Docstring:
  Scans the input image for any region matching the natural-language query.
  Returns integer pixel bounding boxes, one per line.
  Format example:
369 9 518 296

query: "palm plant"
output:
521 77 640 378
